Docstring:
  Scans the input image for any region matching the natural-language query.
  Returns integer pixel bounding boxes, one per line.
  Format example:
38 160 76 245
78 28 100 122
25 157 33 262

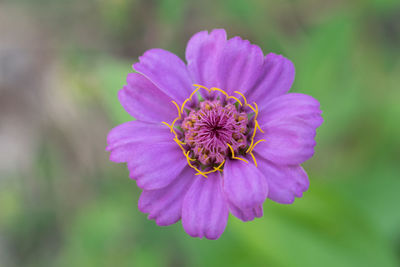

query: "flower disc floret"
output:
162 84 266 177
182 100 248 165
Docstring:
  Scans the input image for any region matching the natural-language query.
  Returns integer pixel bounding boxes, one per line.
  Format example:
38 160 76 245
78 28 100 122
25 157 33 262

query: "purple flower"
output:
106 29 323 240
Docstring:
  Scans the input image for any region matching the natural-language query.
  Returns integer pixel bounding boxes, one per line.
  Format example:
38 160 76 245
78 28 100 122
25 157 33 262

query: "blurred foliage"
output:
1 0 400 266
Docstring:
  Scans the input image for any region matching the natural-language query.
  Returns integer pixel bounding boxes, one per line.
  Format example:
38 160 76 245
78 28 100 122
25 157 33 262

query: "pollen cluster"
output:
182 101 248 165
162 85 265 177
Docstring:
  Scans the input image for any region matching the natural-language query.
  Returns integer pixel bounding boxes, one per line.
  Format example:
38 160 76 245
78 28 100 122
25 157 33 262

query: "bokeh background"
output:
1 0 400 266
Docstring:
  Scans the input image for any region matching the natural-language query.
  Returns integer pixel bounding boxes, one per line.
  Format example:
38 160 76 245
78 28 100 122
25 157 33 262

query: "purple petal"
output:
138 167 195 226
244 53 295 109
217 36 264 95
228 201 263 222
106 121 172 159
223 159 268 210
258 93 323 127
133 49 193 103
185 29 227 88
118 73 177 123
127 142 187 190
254 93 323 165
256 157 309 204
182 172 229 240
106 121 186 190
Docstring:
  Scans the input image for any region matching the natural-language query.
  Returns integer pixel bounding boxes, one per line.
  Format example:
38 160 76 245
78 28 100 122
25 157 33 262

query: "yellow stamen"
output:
246 120 259 153
175 139 187 146
201 170 217 175
161 121 172 131
227 143 249 164
171 100 181 118
234 91 248 106
199 158 225 176
180 98 190 113
256 122 264 133
189 86 201 100
249 152 258 167
185 151 207 178
174 137 186 151
210 87 229 98
170 117 181 132
213 160 225 172
228 96 243 106
253 101 259 111
192 84 209 90
253 102 260 120
247 103 257 115
249 139 266 153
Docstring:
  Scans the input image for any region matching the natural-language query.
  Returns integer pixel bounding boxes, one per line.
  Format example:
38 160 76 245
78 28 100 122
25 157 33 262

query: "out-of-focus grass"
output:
1 0 399 266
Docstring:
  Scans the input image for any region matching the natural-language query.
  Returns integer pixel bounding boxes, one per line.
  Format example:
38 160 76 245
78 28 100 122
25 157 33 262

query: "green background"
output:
0 0 399 266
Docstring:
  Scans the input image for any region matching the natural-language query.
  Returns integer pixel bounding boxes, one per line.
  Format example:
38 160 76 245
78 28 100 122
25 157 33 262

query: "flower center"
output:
161 84 266 178
182 100 248 165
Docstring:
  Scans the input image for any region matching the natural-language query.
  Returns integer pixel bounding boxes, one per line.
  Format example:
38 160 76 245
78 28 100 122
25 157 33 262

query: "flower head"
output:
106 29 323 240
182 99 248 165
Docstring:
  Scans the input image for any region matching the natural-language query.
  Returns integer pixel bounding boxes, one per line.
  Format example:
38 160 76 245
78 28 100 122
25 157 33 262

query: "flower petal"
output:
217 36 264 95
185 29 227 88
133 48 193 103
223 159 268 210
182 172 229 240
126 142 187 190
254 93 323 165
106 121 172 161
106 121 186 190
257 93 323 127
118 73 177 123
244 53 295 109
256 157 309 204
138 167 195 226
228 201 263 222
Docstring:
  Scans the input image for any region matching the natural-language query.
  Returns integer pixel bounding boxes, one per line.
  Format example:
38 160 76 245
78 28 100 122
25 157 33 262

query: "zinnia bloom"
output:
106 29 323 239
